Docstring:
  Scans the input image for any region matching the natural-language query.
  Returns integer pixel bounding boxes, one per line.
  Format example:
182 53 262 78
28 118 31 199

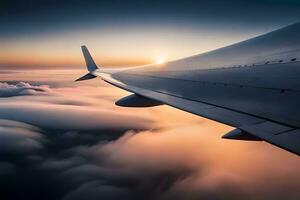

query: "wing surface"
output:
80 23 300 156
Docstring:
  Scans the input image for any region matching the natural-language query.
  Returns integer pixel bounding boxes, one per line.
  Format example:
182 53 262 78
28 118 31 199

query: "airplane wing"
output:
77 22 300 156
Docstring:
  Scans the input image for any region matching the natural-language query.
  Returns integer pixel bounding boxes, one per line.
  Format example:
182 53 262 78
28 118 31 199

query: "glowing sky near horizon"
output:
0 25 261 69
1 0 300 69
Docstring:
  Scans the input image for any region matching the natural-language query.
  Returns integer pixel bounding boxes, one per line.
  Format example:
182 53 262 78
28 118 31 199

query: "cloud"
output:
0 82 50 97
0 82 155 132
0 80 299 200
63 181 132 200
0 125 43 154
0 102 154 131
60 124 300 200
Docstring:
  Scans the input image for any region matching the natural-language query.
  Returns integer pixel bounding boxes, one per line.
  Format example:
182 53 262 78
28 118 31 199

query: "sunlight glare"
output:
156 58 166 64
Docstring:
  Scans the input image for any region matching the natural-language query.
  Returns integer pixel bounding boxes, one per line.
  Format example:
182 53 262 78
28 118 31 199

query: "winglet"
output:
76 46 98 82
81 45 98 72
75 73 96 82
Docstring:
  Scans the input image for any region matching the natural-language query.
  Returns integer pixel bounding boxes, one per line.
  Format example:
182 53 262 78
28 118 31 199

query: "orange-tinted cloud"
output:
0 77 299 200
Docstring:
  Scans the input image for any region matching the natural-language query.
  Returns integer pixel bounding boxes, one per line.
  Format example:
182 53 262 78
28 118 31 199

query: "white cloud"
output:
0 82 50 97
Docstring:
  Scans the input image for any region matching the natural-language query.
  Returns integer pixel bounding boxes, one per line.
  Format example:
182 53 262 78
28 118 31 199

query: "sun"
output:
156 58 166 64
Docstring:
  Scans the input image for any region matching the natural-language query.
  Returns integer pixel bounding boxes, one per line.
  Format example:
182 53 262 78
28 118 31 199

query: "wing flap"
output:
241 122 300 155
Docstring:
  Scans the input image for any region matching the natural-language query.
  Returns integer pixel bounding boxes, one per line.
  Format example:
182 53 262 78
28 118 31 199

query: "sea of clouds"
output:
0 74 299 200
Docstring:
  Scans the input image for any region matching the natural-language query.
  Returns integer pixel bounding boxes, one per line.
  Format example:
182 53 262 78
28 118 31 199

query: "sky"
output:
2 0 300 69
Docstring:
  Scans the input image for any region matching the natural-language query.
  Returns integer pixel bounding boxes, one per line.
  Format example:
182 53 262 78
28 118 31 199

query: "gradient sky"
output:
2 0 300 69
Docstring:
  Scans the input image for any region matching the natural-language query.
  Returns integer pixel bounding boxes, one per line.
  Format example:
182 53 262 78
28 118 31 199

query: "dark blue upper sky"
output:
2 0 300 37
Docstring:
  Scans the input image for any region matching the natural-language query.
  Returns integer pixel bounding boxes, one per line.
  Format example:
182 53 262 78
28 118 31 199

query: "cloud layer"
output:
0 79 299 200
